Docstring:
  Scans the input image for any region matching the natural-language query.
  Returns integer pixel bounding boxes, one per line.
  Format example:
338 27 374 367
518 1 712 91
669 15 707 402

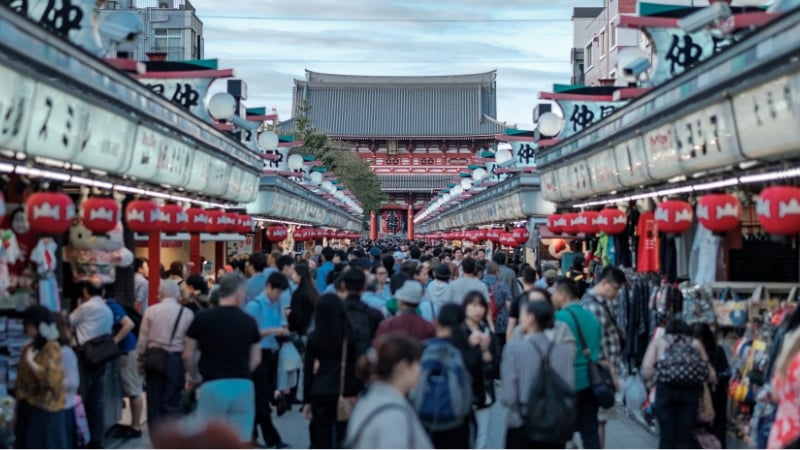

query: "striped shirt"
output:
500 332 575 428
581 289 623 372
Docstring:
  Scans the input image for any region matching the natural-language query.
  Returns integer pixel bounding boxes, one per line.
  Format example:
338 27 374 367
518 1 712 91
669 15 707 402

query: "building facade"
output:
289 70 504 237
101 0 204 61
573 0 641 86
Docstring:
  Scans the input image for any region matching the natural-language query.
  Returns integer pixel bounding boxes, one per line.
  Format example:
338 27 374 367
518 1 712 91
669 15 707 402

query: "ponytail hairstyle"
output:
358 333 422 382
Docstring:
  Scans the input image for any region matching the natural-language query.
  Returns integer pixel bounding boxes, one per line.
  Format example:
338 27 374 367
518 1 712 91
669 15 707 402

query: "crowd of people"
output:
14 239 800 449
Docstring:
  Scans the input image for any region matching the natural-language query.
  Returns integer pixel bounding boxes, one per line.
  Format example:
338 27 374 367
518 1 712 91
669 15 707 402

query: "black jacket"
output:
303 334 363 398
344 295 383 357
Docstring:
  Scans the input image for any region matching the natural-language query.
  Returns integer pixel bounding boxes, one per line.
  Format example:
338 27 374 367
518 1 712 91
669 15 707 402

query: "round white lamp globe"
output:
207 92 237 121
538 112 564 137
257 131 279 151
287 154 304 170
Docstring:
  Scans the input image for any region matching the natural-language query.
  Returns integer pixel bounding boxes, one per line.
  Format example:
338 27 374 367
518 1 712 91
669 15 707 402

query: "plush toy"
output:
62 219 133 284
30 237 59 312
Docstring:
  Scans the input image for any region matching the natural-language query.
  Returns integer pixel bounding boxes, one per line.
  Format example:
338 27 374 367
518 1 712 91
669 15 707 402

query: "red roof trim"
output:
134 69 235 80
211 123 234 131
614 87 652 101
538 138 560 147
262 153 279 161
105 58 146 74
247 114 279 121
539 92 615 102
616 12 779 30
496 134 535 142
278 141 303 148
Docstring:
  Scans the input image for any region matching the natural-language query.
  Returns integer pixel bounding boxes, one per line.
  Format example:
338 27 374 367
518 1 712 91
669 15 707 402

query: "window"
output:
585 43 593 69
610 25 617 48
600 30 606 57
153 28 184 61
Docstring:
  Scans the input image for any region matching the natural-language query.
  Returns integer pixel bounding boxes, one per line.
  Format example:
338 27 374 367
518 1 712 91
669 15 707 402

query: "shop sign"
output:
732 72 800 160
483 159 508 183
510 142 536 168
643 123 680 181
72 104 135 173
26 83 90 161
15 0 103 55
614 136 651 188
0 66 35 154
185 151 211 192
555 100 627 141
206 158 231 197
674 101 742 173
129 126 163 180
646 27 732 86
141 77 216 123
152 139 193 187
587 149 620 195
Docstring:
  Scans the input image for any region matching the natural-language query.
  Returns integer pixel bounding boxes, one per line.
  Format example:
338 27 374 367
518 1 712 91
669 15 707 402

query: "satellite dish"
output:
472 168 487 182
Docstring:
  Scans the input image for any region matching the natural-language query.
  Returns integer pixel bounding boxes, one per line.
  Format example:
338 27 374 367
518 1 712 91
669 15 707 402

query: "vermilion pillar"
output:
370 211 378 240
147 232 161 306
407 204 414 240
190 233 201 275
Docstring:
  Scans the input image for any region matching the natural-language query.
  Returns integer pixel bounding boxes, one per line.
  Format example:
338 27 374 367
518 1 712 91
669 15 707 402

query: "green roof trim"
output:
480 150 495 158
180 59 218 69
302 155 316 162
278 135 295 142
553 83 584 93
246 107 266 115
447 183 457 188
467 164 482 170
332 179 340 185
311 166 326 172
459 172 472 178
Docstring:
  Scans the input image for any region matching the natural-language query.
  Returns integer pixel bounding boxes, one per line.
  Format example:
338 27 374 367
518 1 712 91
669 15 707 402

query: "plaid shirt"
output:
580 289 623 372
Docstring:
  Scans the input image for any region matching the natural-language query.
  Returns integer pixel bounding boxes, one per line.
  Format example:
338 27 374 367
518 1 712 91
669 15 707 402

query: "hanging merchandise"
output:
690 224 721 285
697 194 741 234
30 237 59 312
125 199 161 233
681 285 716 326
597 208 627 235
655 200 693 235
82 197 120 234
757 186 800 235
62 219 134 284
636 211 660 273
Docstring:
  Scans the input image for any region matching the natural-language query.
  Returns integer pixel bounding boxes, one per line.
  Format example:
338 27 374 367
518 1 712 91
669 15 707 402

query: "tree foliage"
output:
293 101 387 216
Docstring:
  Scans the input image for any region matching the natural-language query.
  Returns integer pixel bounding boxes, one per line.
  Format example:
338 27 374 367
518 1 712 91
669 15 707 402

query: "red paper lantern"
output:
324 229 335 239
499 232 517 247
561 213 580 234
487 229 501 242
511 227 530 245
294 228 309 242
205 210 224 234
475 229 487 241
596 208 627 235
82 197 119 234
160 204 186 234
697 194 741 233
578 211 600 235
185 207 208 233
26 192 75 234
757 186 800 235
267 225 288 242
548 214 565 234
238 215 254 234
655 200 693 234
220 212 238 233
125 199 160 234
335 230 346 239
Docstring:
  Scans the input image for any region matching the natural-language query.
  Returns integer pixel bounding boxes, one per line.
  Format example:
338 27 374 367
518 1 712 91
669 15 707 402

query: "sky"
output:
192 0 602 127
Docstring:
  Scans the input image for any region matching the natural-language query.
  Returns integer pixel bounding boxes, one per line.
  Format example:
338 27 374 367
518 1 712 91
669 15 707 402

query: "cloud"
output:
190 0 598 124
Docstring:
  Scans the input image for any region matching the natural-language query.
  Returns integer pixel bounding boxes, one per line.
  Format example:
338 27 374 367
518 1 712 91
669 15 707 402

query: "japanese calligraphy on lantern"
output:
643 123 681 181
185 151 211 192
26 83 90 160
153 138 193 187
141 77 216 122
0 66 35 154
674 101 742 173
206 158 231 197
554 100 628 140
129 125 162 180
72 104 135 173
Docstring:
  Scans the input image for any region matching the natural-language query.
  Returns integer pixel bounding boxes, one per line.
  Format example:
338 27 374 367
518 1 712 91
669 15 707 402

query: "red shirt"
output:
637 211 660 273
374 311 435 345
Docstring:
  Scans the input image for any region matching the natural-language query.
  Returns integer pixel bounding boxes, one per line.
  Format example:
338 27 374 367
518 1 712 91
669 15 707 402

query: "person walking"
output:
501 299 575 449
506 267 538 343
374 280 435 344
137 280 194 432
553 278 603 449
243 272 291 449
133 257 150 315
427 264 453 310
15 306 67 449
70 277 113 449
448 258 490 306
482 262 511 350
462 291 499 449
342 270 383 358
54 315 81 449
642 318 716 449
302 294 364 449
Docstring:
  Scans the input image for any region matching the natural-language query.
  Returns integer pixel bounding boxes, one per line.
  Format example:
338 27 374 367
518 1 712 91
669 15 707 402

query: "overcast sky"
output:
192 0 601 127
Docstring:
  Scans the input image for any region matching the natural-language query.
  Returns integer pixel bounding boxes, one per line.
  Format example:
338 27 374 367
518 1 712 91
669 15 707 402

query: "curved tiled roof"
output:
378 174 454 192
292 71 504 138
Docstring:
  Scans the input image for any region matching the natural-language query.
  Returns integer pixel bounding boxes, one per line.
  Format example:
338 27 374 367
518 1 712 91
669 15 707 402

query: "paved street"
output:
111 399 657 449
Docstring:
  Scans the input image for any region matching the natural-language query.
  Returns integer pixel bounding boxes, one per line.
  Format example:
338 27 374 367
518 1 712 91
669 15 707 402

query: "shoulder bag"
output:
78 332 120 369
566 308 616 408
143 306 185 374
336 339 356 422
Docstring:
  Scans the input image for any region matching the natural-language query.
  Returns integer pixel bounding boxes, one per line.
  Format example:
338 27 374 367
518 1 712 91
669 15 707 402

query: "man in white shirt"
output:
134 257 150 314
70 275 113 449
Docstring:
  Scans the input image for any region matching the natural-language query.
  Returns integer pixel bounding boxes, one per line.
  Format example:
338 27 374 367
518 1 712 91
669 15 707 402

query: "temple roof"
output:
291 70 504 138
378 174 454 192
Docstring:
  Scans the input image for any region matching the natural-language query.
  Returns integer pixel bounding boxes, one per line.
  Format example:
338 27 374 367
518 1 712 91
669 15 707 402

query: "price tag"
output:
0 66 35 153
129 125 161 180
643 123 681 181
587 149 621 195
676 101 742 173
614 136 652 188
73 104 135 173
26 83 88 160
732 73 800 160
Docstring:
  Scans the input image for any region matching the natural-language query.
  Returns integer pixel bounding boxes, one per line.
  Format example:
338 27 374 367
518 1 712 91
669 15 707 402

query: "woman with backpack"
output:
345 334 431 449
462 291 500 449
500 299 575 449
642 318 716 449
302 294 364 449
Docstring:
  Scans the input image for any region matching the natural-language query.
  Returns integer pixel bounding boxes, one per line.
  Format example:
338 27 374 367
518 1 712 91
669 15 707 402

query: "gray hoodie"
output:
426 280 452 308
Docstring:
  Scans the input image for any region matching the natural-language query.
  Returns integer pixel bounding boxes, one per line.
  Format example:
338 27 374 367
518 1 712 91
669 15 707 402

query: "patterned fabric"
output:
482 275 511 333
16 341 65 412
769 352 800 449
581 290 623 372
655 335 709 387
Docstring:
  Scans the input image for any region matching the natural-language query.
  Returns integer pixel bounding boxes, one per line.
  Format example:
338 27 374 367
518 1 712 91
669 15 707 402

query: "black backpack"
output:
345 300 377 357
522 340 576 445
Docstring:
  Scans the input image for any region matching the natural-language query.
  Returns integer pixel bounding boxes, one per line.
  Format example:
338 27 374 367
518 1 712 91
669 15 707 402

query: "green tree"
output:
293 100 387 216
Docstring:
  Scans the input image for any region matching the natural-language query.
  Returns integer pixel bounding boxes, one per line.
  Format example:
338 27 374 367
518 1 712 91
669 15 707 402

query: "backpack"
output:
412 339 473 432
522 340 576 445
655 335 709 387
345 301 377 357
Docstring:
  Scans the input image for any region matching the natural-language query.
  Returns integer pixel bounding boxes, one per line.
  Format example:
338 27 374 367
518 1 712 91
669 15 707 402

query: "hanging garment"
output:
637 211 659 273
659 235 678 283
690 225 720 285
30 238 60 312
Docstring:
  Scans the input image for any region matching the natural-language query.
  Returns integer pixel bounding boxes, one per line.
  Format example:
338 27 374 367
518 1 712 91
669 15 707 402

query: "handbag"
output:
566 308 616 408
78 333 120 369
336 339 354 422
143 306 185 374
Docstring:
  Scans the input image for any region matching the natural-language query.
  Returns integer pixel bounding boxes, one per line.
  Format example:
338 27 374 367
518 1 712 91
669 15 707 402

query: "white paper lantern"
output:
472 168 487 182
309 171 323 184
496 149 513 164
257 131 279 151
207 92 237 120
288 154 304 170
538 112 564 137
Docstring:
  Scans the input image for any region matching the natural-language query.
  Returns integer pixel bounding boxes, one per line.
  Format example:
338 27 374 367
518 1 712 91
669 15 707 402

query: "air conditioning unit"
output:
158 0 170 8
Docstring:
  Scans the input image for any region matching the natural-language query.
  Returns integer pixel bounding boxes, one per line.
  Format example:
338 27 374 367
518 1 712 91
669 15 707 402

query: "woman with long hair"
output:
14 306 67 448
692 323 730 448
345 334 431 449
289 263 318 336
302 294 363 449
462 291 499 449
54 315 81 449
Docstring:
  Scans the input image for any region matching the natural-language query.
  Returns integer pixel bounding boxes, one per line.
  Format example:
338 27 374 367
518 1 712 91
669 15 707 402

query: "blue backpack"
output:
411 339 473 431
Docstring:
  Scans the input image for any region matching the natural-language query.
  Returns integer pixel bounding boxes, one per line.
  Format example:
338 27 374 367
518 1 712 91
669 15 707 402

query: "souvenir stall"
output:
535 4 800 446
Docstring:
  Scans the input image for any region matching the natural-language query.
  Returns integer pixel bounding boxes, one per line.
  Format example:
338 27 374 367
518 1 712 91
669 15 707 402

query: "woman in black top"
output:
430 304 483 449
289 263 317 335
303 294 363 449
693 323 731 448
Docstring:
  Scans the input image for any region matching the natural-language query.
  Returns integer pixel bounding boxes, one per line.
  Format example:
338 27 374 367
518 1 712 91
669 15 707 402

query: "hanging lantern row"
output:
124 201 253 235
291 228 359 243
424 227 529 247
546 186 800 238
